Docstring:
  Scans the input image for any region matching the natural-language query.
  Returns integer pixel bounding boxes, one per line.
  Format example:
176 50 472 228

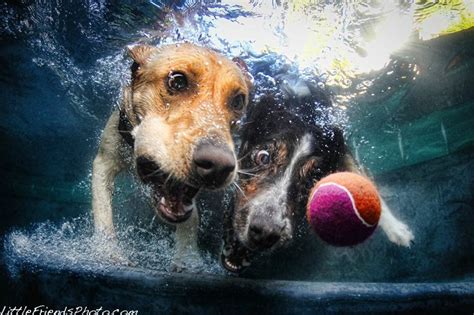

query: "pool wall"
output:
9 263 474 314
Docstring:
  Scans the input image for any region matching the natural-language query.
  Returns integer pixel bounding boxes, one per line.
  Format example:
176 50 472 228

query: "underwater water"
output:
1 0 474 310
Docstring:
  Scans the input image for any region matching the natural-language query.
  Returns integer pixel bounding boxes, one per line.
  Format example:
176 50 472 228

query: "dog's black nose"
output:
193 143 236 188
248 218 282 249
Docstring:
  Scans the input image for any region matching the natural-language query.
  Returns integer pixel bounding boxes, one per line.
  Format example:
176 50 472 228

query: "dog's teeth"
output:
183 204 194 212
225 259 237 271
160 197 166 205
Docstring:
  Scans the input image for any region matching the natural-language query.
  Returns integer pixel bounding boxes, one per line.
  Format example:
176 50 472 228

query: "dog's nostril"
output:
248 221 281 249
193 143 236 188
249 224 263 237
194 158 214 170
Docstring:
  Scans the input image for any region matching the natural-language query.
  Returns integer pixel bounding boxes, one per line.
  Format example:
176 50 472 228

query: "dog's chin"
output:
221 224 292 273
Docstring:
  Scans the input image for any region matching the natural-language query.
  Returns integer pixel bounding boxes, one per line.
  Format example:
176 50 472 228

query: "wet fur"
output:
92 43 251 267
222 78 414 273
234 96 347 250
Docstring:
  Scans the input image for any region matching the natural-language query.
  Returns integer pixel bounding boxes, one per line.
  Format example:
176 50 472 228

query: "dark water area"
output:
1 0 474 312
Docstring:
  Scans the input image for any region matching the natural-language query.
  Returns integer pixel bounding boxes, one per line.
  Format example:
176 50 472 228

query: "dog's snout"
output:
248 216 282 249
193 143 236 188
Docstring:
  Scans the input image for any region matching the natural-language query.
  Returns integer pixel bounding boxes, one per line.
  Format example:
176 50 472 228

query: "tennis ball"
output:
306 172 381 246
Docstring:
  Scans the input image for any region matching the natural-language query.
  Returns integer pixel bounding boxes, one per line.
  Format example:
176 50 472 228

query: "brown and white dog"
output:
92 43 251 267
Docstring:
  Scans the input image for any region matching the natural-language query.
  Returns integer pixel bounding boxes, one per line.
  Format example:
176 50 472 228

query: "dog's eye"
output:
230 94 246 112
167 72 188 92
255 150 270 165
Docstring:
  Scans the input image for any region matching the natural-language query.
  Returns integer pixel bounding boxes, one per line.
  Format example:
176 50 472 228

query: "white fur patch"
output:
244 134 313 241
133 116 190 179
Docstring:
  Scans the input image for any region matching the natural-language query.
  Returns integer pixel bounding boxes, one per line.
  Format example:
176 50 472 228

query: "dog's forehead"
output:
138 45 247 94
149 44 238 72
241 132 314 173
241 120 307 155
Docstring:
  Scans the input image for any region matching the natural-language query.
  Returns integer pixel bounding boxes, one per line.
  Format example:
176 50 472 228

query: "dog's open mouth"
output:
155 184 199 223
220 237 252 273
137 157 200 224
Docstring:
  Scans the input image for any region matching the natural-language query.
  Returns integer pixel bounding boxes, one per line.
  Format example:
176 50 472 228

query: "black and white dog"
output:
220 67 414 273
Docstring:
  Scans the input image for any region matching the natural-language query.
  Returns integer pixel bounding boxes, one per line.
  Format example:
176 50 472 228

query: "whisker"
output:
233 182 248 200
237 170 260 178
164 173 174 186
142 168 164 179
239 166 263 173
239 120 254 126
238 151 252 162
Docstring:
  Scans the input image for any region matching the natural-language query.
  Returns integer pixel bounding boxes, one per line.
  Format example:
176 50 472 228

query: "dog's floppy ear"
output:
126 44 156 65
232 57 254 90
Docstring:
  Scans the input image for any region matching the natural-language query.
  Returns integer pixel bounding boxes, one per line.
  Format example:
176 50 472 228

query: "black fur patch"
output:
222 75 348 273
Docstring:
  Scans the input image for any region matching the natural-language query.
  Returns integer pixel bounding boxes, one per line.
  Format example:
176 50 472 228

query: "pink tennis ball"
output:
306 172 381 246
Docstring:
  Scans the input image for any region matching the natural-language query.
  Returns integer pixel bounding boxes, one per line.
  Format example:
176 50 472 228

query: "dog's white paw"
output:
384 220 414 247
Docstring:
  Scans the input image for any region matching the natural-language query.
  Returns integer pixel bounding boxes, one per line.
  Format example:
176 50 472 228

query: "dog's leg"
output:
92 110 125 237
340 152 414 247
172 207 202 272
379 200 414 247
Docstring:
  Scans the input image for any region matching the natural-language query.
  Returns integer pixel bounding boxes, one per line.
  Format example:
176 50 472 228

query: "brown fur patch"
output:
299 158 319 179
127 43 251 182
273 142 288 172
